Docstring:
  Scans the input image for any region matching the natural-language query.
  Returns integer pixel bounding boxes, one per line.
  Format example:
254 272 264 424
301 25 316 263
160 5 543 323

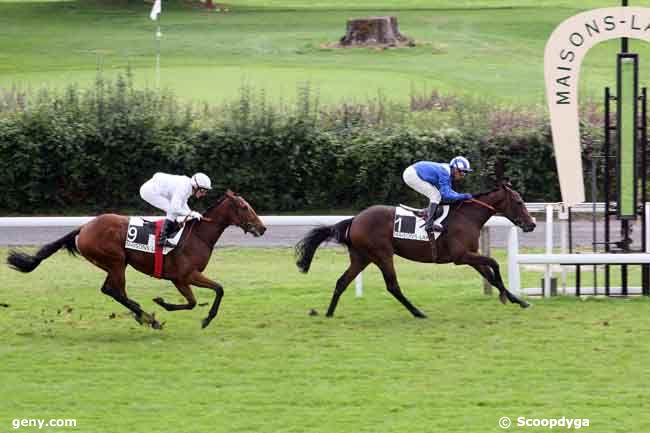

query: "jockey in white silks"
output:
139 172 212 247
402 156 473 257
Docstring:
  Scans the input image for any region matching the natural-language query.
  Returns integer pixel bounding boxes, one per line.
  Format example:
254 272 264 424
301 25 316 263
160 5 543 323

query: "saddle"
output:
124 217 185 255
394 204 450 242
399 204 446 221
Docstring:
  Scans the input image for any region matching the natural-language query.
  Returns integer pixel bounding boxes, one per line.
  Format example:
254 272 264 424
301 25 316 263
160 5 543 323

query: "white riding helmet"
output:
449 156 473 173
191 172 212 190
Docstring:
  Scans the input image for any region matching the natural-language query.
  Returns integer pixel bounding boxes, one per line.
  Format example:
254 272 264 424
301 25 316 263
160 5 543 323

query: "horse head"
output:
494 181 536 233
222 190 267 237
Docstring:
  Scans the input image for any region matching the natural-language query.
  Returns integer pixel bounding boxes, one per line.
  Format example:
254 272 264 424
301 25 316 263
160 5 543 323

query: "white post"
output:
355 274 363 297
558 204 568 295
544 204 554 297
508 226 520 293
155 25 161 89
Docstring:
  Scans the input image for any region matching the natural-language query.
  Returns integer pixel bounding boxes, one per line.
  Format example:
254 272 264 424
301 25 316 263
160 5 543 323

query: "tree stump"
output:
339 16 414 47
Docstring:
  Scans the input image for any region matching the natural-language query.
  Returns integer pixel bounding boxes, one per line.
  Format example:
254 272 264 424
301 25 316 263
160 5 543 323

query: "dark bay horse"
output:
8 190 266 329
295 182 536 318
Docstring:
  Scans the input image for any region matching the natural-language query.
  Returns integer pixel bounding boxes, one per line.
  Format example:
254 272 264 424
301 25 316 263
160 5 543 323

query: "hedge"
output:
0 78 569 214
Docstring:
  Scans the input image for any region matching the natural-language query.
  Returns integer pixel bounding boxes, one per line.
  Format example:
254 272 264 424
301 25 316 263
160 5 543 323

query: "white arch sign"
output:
545 7 650 206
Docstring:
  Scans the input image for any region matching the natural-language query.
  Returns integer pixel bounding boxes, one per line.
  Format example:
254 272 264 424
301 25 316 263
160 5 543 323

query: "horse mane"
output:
471 185 503 199
204 194 228 214
448 183 507 212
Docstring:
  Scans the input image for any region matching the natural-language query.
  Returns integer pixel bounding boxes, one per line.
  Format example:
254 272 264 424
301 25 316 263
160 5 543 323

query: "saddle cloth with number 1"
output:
392 205 450 241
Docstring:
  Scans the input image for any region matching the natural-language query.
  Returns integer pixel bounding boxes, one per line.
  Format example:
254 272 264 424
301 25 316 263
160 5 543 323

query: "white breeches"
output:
402 166 441 204
140 180 174 220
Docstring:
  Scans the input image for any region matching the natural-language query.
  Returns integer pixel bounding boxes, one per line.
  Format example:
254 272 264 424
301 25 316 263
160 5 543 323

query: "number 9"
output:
127 226 137 242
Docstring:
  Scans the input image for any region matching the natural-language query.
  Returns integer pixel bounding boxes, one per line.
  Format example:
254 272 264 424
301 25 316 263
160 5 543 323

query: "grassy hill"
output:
0 0 642 105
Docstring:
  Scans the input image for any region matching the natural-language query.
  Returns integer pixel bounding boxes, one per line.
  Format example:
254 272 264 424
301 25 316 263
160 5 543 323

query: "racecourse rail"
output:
0 213 514 298
3 203 649 297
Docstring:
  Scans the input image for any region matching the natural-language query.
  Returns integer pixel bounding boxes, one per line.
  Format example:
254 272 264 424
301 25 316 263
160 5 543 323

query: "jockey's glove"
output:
190 211 203 220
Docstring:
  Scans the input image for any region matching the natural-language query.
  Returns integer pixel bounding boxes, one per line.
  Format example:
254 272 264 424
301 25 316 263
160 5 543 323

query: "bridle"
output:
229 195 257 234
502 185 527 228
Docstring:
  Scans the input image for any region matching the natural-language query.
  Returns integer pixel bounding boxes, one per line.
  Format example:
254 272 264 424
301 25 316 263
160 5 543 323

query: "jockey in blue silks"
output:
402 156 473 235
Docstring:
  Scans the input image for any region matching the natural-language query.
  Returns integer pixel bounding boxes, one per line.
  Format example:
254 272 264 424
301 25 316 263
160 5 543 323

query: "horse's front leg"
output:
469 264 509 304
153 280 197 311
189 270 224 329
459 252 530 308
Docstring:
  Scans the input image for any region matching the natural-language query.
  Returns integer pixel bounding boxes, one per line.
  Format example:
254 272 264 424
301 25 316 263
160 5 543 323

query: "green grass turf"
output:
2 246 650 433
0 0 644 105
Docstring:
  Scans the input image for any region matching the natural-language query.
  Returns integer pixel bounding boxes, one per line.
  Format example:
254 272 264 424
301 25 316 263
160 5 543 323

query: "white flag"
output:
149 0 161 21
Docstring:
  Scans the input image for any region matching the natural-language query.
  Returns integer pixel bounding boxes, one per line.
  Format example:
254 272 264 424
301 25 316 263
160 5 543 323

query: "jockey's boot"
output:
423 203 443 233
424 203 442 262
158 219 180 248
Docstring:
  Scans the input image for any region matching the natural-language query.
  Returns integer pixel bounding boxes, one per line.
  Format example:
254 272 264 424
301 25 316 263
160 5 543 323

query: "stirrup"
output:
158 234 177 248
158 232 178 248
429 238 437 261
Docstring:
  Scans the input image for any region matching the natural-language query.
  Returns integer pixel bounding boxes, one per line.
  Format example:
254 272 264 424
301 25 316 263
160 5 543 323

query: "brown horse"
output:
7 190 266 329
295 182 536 318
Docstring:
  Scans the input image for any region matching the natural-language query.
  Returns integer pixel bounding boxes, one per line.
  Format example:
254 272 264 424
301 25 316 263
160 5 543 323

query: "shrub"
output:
1 75 606 214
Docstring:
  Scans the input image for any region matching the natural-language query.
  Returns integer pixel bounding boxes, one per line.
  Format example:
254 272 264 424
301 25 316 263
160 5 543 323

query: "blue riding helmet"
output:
449 156 473 173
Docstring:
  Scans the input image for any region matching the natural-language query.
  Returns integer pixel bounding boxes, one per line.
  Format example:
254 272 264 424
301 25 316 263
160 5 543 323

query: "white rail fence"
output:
508 203 650 297
4 202 650 297
0 214 516 298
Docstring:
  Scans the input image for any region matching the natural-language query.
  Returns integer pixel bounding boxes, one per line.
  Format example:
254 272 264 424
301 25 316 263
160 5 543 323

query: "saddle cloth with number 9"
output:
124 217 185 255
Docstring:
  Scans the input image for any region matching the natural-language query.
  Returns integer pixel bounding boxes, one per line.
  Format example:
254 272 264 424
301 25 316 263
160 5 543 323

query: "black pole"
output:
639 87 650 296
591 151 598 294
604 87 612 296
622 0 629 53
568 207 580 296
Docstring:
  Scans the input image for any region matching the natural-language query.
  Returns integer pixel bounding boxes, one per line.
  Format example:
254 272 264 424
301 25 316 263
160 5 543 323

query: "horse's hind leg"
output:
375 255 427 318
326 249 369 317
101 268 162 329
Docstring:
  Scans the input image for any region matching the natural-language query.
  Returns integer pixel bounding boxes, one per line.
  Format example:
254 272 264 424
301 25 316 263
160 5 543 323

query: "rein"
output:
468 198 496 212
178 216 214 248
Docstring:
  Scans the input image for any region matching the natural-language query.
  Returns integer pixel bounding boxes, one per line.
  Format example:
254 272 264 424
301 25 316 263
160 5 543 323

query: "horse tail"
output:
295 218 353 273
7 228 81 273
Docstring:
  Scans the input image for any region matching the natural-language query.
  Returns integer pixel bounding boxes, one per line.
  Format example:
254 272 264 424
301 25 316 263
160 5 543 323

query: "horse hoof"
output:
201 318 210 329
151 320 163 330
153 297 164 305
520 301 531 309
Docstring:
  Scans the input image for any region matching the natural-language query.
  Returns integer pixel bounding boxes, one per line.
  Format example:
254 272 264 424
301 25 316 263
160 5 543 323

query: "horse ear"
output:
225 189 246 208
